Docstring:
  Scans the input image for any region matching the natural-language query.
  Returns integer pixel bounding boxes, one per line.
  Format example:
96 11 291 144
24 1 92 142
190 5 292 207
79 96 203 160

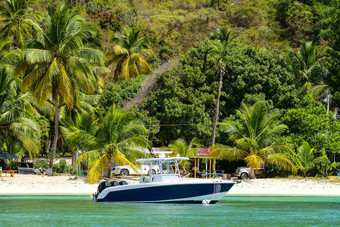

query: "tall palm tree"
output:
289 40 329 99
106 26 155 81
0 0 36 48
210 41 229 146
0 37 40 159
63 105 148 184
168 138 199 172
209 28 236 147
211 101 297 178
19 4 105 176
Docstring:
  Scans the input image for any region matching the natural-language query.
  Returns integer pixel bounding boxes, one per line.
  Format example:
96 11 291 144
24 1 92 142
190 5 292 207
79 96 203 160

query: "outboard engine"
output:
110 181 120 186
119 181 128 185
97 181 111 194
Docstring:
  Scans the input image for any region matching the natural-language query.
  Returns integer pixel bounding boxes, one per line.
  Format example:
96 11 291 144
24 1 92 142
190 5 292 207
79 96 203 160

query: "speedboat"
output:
92 155 235 204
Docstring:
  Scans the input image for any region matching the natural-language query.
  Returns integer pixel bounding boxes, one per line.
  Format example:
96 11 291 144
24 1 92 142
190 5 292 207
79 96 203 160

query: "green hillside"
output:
0 0 339 178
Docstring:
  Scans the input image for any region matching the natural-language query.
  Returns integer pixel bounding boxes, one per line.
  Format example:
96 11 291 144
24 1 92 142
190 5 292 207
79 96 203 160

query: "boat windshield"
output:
161 163 175 174
136 157 189 176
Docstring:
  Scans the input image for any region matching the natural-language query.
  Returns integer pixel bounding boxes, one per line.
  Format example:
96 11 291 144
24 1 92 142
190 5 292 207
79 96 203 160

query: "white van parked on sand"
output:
112 164 160 176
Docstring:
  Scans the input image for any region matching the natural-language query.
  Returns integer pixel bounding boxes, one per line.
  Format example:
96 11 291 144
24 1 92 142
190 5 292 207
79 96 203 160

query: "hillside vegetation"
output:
0 0 339 179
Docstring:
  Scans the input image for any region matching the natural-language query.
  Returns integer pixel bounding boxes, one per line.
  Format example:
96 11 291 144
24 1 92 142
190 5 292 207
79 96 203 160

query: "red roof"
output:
151 147 216 158
195 148 212 157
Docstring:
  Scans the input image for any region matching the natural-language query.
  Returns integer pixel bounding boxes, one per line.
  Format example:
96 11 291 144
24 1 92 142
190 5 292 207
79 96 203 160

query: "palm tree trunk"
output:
106 158 113 178
212 66 225 146
45 122 52 154
48 87 59 176
250 168 256 179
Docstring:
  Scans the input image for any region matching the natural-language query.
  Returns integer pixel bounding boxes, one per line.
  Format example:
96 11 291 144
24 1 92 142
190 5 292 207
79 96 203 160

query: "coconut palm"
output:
63 105 148 184
18 4 105 176
106 26 155 81
0 36 40 159
210 41 229 146
0 0 36 48
211 101 297 178
0 84 41 159
209 28 237 146
289 40 328 83
289 40 329 99
168 138 199 172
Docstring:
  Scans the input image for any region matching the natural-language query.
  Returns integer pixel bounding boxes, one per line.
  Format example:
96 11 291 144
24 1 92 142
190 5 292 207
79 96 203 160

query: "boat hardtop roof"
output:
136 156 189 165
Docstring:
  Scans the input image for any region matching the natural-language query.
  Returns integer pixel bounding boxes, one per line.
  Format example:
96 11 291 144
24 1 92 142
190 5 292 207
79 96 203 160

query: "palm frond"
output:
87 153 108 184
266 153 297 173
211 144 245 161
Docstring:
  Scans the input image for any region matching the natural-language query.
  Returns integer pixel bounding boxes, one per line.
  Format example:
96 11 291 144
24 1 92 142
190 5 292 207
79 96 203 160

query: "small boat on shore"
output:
92 155 235 203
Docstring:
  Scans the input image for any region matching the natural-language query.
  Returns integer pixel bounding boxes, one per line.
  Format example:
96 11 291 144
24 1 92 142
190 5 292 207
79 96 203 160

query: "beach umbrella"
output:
0 153 18 159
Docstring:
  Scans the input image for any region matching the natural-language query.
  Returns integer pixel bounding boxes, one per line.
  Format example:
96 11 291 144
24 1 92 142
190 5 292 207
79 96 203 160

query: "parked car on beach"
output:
112 164 160 176
234 166 266 179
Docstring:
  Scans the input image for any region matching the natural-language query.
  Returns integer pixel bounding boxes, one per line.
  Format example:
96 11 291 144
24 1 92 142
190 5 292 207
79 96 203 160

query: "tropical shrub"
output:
34 160 49 169
53 160 72 173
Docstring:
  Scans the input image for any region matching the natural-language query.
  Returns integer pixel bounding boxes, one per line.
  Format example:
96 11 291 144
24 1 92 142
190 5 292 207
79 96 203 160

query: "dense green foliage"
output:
99 75 146 109
137 40 301 145
281 95 340 154
0 0 339 179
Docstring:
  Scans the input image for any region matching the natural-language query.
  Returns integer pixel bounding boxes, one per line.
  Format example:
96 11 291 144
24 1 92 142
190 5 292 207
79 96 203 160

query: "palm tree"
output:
0 0 36 48
209 28 236 147
292 141 316 177
289 40 329 99
63 105 148 184
210 27 237 44
211 101 297 178
210 41 229 146
0 76 41 160
168 138 199 173
289 40 327 82
106 26 155 81
0 37 40 159
0 97 41 159
19 4 105 176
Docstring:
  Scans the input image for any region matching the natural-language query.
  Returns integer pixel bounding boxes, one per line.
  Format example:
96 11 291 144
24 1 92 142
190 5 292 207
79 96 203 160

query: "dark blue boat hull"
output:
96 183 234 203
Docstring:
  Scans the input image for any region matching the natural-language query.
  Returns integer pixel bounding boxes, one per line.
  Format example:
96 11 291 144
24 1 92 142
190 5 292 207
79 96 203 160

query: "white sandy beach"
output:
228 178 340 196
0 174 340 196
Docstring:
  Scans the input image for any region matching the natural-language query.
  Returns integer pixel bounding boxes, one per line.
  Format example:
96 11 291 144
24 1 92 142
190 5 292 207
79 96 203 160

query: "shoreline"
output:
1 174 340 196
1 194 340 197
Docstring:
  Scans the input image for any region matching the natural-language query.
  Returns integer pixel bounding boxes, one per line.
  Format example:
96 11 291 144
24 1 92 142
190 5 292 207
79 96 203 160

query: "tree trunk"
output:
250 168 256 179
211 66 225 146
45 124 52 154
48 85 59 176
106 158 113 178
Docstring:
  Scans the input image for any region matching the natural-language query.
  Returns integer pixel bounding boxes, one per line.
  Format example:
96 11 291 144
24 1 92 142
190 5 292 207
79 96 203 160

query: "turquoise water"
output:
1 195 340 226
